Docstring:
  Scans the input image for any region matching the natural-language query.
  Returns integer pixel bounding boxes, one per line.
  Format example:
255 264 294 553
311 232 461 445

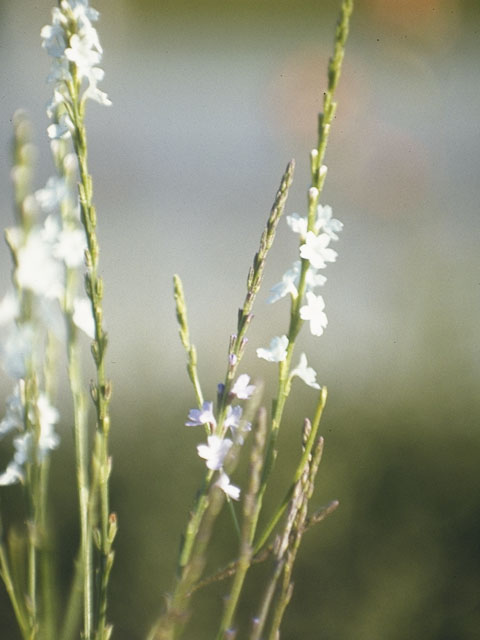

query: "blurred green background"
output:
1 0 479 638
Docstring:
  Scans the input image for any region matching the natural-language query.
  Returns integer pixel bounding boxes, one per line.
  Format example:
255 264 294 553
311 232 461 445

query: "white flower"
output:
197 435 232 471
83 66 112 106
299 232 337 269
0 461 24 486
215 471 241 501
65 32 102 80
15 229 64 299
299 292 328 336
47 114 73 140
54 228 87 268
305 268 327 290
286 213 308 237
35 176 69 213
0 433 32 486
0 291 19 326
268 260 327 304
231 374 255 399
256 335 289 362
40 21 67 58
290 353 321 389
268 262 300 303
186 401 217 429
0 384 24 436
35 394 60 459
73 297 95 339
1 324 34 379
316 204 343 240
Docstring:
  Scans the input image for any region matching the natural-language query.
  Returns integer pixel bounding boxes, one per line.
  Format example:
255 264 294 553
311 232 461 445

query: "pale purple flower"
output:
299 292 328 336
186 401 217 429
197 435 232 470
224 405 243 431
290 353 321 389
299 232 337 269
256 335 289 362
224 405 251 443
231 374 255 399
215 471 241 501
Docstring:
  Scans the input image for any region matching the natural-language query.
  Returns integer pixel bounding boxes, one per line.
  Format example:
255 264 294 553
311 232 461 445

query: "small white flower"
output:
35 176 69 213
186 401 217 429
290 353 321 390
299 232 337 269
256 335 289 363
40 22 67 58
47 113 73 140
268 262 300 303
0 291 19 326
197 435 232 471
65 33 102 79
0 384 24 436
299 292 328 336
1 324 34 379
305 268 327 291
268 260 327 305
73 297 95 339
35 394 60 459
316 205 343 240
15 230 64 299
0 461 24 486
84 67 112 106
54 228 87 268
215 471 241 501
231 374 255 399
286 213 308 237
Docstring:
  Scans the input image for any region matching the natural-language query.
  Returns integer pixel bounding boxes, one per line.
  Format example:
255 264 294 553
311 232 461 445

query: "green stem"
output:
253 388 327 555
67 71 114 640
0 515 30 639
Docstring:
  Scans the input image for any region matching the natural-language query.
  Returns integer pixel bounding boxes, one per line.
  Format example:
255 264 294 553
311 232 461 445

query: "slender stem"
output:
0 532 30 639
67 69 114 640
214 408 268 639
253 388 327 554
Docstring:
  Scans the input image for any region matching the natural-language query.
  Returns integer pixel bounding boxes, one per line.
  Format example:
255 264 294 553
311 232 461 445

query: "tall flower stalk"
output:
40 1 114 638
150 2 354 638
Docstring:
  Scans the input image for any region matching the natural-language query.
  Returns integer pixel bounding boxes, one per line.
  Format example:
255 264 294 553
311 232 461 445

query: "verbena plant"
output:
0 1 353 638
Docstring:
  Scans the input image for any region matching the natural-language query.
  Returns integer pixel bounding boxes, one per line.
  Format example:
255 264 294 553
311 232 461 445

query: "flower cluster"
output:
256 184 343 387
185 374 256 500
41 0 110 140
0 117 94 485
